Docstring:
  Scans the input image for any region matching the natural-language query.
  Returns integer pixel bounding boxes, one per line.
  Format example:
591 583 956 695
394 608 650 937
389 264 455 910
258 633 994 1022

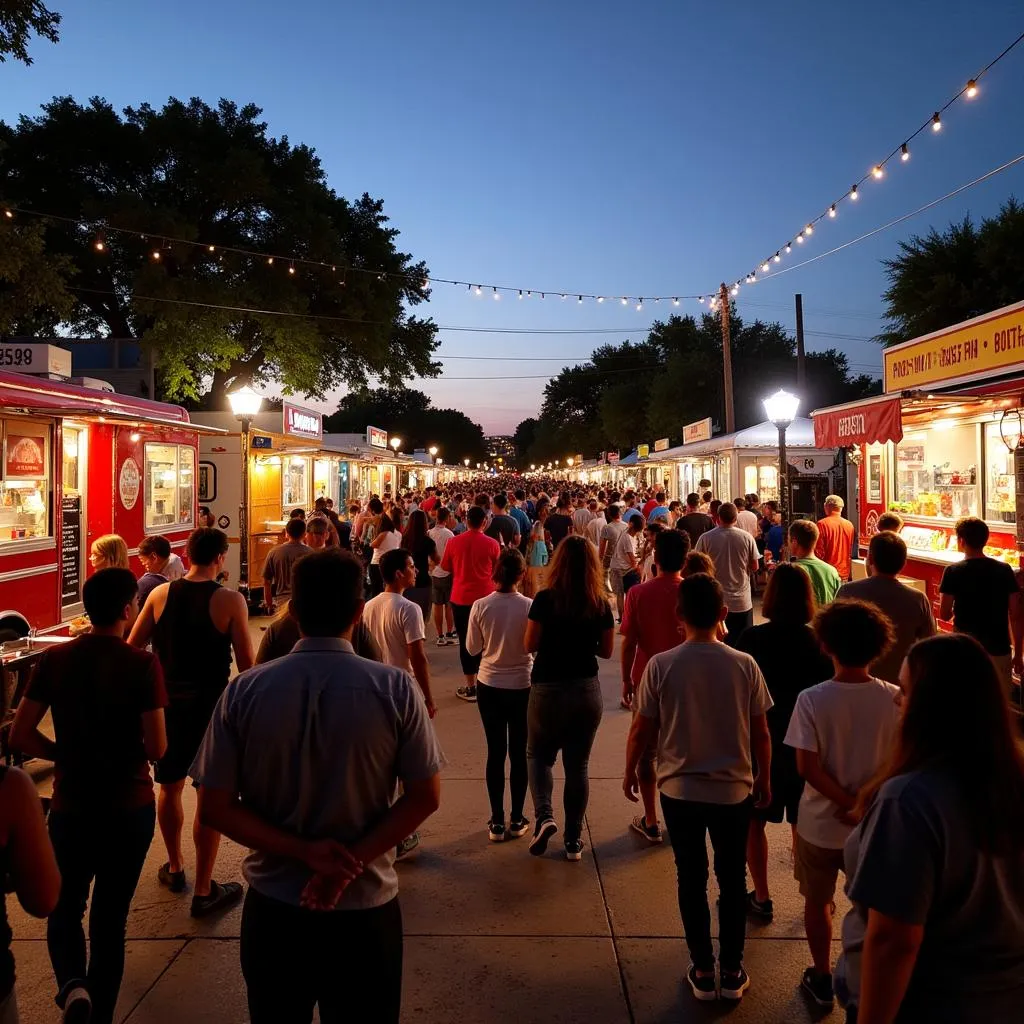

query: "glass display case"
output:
983 420 1016 524
282 455 310 510
0 420 50 541
892 424 979 520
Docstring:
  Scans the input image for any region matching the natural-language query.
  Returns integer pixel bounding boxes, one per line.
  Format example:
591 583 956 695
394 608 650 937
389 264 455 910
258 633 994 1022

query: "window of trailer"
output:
0 419 50 541
145 443 196 532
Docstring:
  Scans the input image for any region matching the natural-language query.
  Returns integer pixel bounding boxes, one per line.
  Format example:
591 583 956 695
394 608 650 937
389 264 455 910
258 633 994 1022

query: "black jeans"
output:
476 683 529 822
724 608 753 648
240 887 403 1024
452 602 481 678
47 804 156 1024
527 679 603 843
660 794 752 973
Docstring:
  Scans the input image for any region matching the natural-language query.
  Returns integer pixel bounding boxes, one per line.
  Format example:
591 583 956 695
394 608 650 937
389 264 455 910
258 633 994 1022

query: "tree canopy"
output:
324 388 487 465
879 198 1024 345
0 96 440 405
0 1 59 64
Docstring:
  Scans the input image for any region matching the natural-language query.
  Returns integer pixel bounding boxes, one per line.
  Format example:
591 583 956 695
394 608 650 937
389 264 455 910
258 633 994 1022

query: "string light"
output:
760 262 770 274
872 165 884 179
805 223 814 236
621 297 628 305
518 289 523 299
474 285 482 295
93 235 106 252
785 242 792 253
901 143 910 161
966 78 978 98
577 295 583 304
672 297 680 305
932 111 942 131
796 232 804 244
2 209 12 219
730 284 739 297
773 252 781 262
597 296 604 303
828 205 837 218
850 184 859 200
636 299 643 311
267 256 274 265
208 244 215 252
492 287 500 300
288 263 296 275
151 248 161 261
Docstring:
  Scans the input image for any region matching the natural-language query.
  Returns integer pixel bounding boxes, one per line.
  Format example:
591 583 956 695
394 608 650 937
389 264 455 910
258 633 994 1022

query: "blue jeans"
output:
527 679 603 843
47 804 155 1024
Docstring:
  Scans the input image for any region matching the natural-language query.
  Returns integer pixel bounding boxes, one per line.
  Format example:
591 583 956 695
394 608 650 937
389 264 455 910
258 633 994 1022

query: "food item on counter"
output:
68 615 91 636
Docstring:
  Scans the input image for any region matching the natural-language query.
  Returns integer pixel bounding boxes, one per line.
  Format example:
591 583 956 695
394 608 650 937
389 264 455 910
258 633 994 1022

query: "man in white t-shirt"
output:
572 497 595 536
585 505 606 550
694 503 759 646
734 497 760 542
362 548 436 718
784 599 900 1009
427 508 456 646
609 516 644 622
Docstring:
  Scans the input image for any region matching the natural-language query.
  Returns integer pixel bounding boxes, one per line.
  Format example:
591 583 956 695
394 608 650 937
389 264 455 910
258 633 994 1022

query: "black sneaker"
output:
62 985 92 1024
190 879 243 919
455 686 477 702
395 833 420 860
529 818 558 856
720 967 750 1001
686 964 717 1002
746 889 774 920
564 838 584 861
800 968 835 1007
488 821 506 842
446 631 458 640
157 862 186 894
507 817 530 839
630 814 664 843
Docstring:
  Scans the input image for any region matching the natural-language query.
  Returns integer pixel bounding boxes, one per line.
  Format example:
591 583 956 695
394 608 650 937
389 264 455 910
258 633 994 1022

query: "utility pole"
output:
719 282 735 434
795 292 806 390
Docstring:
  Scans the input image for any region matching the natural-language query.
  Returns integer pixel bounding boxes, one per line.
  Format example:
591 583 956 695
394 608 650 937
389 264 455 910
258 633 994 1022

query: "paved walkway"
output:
12 619 847 1023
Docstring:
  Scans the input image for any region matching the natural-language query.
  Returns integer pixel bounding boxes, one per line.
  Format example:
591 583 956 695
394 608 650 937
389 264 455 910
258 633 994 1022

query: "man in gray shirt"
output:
193 549 443 1024
837 531 935 684
695 502 760 646
261 517 309 612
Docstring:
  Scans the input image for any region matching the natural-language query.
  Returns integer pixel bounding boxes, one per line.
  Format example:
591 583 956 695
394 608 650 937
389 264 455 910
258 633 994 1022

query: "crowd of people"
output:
1 476 1022 1023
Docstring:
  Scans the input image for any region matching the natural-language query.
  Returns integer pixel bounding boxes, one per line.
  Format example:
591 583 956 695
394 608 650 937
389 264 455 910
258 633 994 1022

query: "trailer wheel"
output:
0 614 30 645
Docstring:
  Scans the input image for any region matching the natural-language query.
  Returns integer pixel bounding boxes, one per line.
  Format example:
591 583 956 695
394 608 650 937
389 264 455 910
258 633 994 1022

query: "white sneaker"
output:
63 985 92 1024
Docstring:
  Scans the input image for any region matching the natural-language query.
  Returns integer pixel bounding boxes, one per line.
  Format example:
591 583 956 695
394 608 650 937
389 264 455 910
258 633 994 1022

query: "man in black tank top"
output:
130 528 254 918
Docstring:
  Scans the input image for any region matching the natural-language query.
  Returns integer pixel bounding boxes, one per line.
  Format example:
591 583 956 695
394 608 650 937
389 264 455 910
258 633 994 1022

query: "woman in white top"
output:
368 511 402 596
466 549 533 843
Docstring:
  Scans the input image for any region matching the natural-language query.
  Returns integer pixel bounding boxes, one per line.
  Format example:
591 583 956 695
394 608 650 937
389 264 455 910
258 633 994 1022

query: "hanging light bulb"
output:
527 291 532 297
636 298 644 311
151 248 161 261
621 297 628 305
796 232 805 244
730 284 739 297
518 289 523 299
288 263 296 275
932 111 942 132
93 235 106 252
850 184 859 200
698 296 705 304
785 242 792 253
597 296 604 303
774 251 781 262
761 262 770 274
966 79 978 98
540 292 545 299
829 205 837 218
805 223 814 236
577 295 583 304
492 287 500 300
2 209 12 219
267 256 274 265
208 244 215 253
901 143 910 161
474 285 482 295
872 164 884 179
672 297 680 306
560 293 567 300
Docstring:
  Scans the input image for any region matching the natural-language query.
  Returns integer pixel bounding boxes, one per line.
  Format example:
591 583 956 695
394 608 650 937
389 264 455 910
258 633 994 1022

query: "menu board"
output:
61 495 82 606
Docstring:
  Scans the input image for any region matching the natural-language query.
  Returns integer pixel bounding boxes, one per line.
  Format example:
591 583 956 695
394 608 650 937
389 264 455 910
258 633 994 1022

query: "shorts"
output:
430 574 452 606
752 752 803 824
154 690 223 785
794 833 846 904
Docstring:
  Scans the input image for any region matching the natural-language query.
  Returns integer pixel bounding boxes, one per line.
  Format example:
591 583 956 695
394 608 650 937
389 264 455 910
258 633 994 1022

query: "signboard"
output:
786 453 831 475
0 343 71 377
654 437 669 452
283 402 323 441
5 433 45 477
252 435 272 450
883 300 1024 393
118 456 140 510
60 495 82 606
683 417 712 444
637 444 650 461
607 451 620 464
813 397 903 448
368 425 388 449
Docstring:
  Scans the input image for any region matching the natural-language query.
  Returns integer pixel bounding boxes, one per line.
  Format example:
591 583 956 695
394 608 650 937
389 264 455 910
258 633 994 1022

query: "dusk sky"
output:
3 1 1024 434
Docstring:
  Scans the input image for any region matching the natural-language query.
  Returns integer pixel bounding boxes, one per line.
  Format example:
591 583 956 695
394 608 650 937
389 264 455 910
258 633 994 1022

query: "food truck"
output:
811 299 1024 613
0 361 212 640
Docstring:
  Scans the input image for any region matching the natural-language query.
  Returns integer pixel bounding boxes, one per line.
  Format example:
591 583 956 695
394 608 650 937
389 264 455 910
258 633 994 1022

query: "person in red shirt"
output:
441 505 500 702
815 494 855 582
420 488 438 515
619 529 689 843
642 490 665 522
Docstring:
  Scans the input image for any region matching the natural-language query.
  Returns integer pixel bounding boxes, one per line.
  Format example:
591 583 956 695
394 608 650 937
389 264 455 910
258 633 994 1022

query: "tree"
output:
0 97 440 404
324 388 487 465
512 417 538 459
0 219 75 333
0 1 59 64
879 199 1024 345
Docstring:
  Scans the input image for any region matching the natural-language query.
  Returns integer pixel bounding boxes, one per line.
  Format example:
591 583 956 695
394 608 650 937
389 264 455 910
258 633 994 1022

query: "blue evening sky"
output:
3 1 1024 433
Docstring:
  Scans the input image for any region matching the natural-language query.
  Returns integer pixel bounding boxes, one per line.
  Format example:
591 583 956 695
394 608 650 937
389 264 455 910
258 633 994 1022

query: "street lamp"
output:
389 436 402 454
227 385 263 607
566 457 575 467
429 445 438 458
530 464 536 471
763 389 800 535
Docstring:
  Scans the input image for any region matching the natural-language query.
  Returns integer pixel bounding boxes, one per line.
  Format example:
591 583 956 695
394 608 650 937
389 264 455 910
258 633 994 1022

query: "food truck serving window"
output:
144 443 195 532
893 423 979 520
0 419 50 542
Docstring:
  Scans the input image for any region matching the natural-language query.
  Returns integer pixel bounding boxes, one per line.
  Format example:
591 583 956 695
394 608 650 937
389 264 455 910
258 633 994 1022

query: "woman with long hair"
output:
368 512 401 597
89 534 129 571
402 509 436 619
835 634 1024 1022
524 536 614 861
736 564 833 920
524 518 549 598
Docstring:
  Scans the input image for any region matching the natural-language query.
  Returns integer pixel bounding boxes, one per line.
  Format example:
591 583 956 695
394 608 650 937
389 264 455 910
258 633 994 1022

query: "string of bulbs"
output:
2 28 1022 312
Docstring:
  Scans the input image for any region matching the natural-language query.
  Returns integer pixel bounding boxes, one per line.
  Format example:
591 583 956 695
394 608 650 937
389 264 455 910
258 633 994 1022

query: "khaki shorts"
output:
794 833 846 904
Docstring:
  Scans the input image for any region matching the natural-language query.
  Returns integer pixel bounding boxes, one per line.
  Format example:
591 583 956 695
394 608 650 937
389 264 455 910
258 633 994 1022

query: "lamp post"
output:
763 389 800 533
429 445 438 458
390 436 402 454
227 385 263 607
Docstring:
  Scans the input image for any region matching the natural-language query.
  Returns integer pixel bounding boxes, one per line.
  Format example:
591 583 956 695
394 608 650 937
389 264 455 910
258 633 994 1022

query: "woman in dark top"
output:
525 536 615 861
401 509 437 619
736 563 832 919
544 496 574 549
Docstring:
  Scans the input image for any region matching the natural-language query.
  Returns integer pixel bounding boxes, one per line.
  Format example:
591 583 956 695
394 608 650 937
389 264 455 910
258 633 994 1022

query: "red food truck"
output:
0 367 219 640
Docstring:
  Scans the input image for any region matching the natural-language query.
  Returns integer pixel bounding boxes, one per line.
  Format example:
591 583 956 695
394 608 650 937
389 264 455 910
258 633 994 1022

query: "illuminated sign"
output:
654 437 669 452
282 402 322 441
367 425 388 449
637 444 650 461
683 417 712 444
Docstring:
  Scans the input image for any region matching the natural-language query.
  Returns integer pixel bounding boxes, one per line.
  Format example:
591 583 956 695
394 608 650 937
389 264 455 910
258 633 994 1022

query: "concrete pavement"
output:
10 617 847 1023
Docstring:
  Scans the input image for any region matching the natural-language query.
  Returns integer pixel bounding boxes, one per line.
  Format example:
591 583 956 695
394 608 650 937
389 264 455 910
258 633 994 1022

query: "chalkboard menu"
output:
61 495 82 606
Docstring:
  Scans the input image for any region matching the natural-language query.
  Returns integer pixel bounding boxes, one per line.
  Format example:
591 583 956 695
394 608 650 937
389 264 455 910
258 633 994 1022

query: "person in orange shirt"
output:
815 495 855 582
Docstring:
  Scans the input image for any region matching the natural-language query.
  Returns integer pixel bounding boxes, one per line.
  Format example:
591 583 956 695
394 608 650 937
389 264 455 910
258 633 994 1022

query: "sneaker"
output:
564 839 584 861
746 889 774 920
529 818 558 856
455 686 477 702
157 862 186 894
62 985 92 1024
629 815 664 844
686 964 718 1002
800 968 835 1007
435 636 448 648
507 817 530 839
446 630 458 640
395 833 420 860
488 821 506 842
720 967 751 1001
190 879 243 919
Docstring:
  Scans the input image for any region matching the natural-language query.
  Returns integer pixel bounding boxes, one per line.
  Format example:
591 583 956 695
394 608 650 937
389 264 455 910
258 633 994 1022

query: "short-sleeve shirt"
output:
528 589 614 684
466 590 533 689
545 513 573 548
362 592 426 674
509 505 531 542
440 529 500 605
611 528 640 571
646 505 670 524
599 520 628 557
484 513 519 548
939 556 1019 655
407 536 437 588
793 555 842 607
138 571 169 606
262 541 308 598
695 526 759 612
736 509 760 540
678 511 714 548
621 573 683 686
572 507 594 533
636 641 772 804
815 514 855 580
191 638 444 910
165 552 186 581
427 526 454 578
27 635 168 812
585 515 605 548
785 678 901 848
